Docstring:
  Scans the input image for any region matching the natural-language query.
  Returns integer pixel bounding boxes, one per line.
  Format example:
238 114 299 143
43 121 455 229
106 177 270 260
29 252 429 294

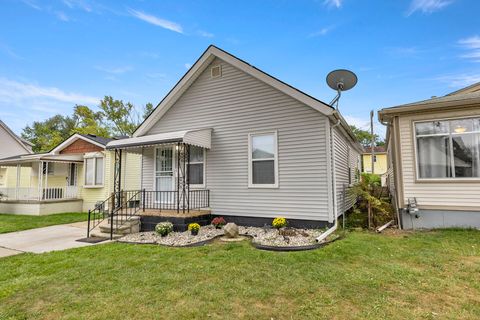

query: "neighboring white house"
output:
104 45 363 230
0 120 33 189
379 82 480 229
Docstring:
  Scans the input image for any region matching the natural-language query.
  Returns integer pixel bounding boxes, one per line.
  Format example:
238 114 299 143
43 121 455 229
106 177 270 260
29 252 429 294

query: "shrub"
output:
188 223 201 232
211 217 226 228
155 222 173 237
272 217 287 229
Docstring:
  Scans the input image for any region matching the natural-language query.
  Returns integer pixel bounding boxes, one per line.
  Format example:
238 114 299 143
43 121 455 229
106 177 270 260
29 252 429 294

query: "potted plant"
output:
155 222 174 237
188 223 201 236
211 217 226 229
272 217 287 230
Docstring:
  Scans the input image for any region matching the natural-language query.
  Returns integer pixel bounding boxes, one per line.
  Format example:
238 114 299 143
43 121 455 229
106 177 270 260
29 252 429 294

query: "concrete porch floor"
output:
139 209 211 218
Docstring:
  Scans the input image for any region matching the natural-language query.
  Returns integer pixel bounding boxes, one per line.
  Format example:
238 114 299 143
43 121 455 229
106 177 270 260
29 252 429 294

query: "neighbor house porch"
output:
0 153 83 215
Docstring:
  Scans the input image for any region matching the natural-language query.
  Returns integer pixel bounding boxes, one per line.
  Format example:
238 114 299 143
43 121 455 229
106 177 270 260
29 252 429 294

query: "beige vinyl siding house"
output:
107 45 362 228
379 83 480 229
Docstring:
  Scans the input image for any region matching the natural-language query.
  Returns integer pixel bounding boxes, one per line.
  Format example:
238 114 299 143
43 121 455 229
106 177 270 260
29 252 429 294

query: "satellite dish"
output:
326 69 357 109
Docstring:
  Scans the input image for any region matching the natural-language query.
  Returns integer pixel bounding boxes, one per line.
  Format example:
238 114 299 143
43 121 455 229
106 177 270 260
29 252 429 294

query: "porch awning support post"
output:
186 144 190 213
38 161 43 201
15 164 20 200
114 149 122 209
176 143 180 213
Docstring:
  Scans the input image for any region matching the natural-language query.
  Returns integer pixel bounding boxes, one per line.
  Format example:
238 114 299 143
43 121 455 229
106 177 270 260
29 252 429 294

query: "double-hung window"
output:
248 131 278 188
188 145 205 187
84 156 104 187
415 117 480 179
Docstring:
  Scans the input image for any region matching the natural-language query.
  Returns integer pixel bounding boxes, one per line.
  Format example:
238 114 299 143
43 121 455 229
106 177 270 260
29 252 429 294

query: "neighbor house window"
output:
415 117 480 179
188 145 205 186
85 156 104 186
42 162 54 175
248 131 278 188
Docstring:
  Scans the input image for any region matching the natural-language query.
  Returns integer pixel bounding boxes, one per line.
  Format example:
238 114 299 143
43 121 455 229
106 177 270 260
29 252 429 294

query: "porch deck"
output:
140 208 212 218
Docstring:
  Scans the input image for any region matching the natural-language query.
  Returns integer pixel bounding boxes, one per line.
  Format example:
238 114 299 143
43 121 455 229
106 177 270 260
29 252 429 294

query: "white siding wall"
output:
333 127 360 216
398 107 480 209
0 125 29 159
142 58 331 221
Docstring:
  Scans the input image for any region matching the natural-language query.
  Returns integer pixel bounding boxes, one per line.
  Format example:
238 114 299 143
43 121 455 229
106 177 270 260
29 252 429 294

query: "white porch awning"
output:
0 153 84 166
106 128 212 150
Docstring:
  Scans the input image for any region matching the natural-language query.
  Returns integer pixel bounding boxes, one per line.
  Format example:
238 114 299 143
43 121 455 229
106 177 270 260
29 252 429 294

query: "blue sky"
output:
1 0 479 137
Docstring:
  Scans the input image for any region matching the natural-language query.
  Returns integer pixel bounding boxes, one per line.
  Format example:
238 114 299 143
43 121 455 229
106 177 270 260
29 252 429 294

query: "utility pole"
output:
370 110 375 175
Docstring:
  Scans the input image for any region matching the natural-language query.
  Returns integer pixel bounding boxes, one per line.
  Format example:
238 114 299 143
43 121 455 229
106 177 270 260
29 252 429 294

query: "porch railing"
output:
141 189 210 212
0 186 80 201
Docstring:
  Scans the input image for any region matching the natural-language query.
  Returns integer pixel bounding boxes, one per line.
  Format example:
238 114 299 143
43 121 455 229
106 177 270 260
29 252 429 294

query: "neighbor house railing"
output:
0 186 80 201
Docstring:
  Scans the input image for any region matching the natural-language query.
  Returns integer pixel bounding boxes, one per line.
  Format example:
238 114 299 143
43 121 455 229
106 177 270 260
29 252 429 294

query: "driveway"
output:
0 221 100 257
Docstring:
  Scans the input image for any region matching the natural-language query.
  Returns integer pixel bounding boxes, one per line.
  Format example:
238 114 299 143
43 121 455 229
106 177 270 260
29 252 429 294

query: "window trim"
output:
248 131 279 188
413 116 480 182
188 146 206 189
84 155 105 188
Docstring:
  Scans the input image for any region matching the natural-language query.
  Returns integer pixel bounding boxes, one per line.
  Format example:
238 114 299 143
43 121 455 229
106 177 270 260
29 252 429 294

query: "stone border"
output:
117 233 342 251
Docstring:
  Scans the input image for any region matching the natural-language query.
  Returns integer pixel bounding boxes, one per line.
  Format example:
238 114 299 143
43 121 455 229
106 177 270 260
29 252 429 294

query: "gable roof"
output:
447 81 480 96
134 45 335 137
0 119 33 154
50 133 114 154
378 90 480 122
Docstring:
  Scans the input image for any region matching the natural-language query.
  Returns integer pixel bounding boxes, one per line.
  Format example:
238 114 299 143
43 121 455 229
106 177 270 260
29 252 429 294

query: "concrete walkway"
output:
0 221 100 257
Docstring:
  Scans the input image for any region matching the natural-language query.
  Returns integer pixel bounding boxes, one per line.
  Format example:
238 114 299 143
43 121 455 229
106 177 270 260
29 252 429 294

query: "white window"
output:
188 145 205 187
414 117 480 179
248 131 278 188
84 156 104 187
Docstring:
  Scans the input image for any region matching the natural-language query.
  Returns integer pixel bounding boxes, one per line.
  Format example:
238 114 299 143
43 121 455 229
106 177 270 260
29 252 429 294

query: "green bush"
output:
155 222 173 237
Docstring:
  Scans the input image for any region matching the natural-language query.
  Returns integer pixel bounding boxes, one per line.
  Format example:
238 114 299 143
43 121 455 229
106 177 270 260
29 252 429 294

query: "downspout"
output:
380 117 402 230
316 116 341 243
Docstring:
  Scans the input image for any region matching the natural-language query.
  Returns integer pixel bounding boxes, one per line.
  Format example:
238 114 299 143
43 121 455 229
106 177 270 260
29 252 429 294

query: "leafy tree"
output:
349 125 385 147
21 115 76 152
22 97 154 151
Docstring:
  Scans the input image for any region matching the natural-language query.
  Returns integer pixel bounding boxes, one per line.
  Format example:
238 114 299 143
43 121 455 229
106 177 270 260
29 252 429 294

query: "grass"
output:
0 212 88 234
0 229 479 319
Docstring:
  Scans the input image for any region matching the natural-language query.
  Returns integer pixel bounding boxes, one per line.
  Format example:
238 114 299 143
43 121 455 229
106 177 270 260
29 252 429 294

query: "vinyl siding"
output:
0 125 29 159
333 128 360 216
398 106 480 209
142 57 331 221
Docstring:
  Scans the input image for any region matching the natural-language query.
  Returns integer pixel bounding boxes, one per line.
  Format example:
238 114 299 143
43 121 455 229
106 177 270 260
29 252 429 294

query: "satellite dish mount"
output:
326 69 357 110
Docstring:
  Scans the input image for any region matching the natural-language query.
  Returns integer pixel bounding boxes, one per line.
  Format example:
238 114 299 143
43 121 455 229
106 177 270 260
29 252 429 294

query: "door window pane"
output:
417 136 451 178
252 160 275 184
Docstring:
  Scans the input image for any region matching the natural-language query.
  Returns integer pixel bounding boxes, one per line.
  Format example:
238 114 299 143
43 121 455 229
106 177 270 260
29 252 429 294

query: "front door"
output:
155 146 175 203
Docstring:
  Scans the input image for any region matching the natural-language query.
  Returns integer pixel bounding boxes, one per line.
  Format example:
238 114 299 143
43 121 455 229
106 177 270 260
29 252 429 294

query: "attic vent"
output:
211 65 222 78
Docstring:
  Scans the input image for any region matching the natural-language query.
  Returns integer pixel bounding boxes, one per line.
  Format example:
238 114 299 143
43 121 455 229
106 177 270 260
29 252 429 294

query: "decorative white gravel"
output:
120 225 324 247
239 226 323 247
120 225 224 246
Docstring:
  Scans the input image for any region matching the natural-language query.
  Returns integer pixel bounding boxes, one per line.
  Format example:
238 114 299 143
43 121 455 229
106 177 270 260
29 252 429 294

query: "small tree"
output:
349 173 393 229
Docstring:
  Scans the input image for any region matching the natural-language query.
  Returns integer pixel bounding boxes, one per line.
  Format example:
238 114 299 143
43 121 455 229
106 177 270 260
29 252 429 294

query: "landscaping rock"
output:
239 226 323 247
223 223 239 238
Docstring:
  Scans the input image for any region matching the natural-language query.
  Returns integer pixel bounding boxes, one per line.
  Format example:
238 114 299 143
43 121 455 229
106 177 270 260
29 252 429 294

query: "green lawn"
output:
0 212 88 234
0 229 479 319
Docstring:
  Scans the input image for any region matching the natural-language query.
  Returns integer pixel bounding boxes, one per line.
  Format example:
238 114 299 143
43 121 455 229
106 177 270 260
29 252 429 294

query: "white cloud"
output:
344 115 386 138
407 0 453 16
55 11 69 21
197 30 214 38
458 35 480 62
323 0 342 8
21 0 41 10
128 9 183 34
433 73 480 88
308 26 334 37
0 77 99 106
0 43 23 60
62 0 92 12
184 63 192 69
95 65 133 74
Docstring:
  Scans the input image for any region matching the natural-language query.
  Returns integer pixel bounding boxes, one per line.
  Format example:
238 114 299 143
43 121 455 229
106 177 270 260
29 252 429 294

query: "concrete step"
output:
89 230 123 239
99 220 140 235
